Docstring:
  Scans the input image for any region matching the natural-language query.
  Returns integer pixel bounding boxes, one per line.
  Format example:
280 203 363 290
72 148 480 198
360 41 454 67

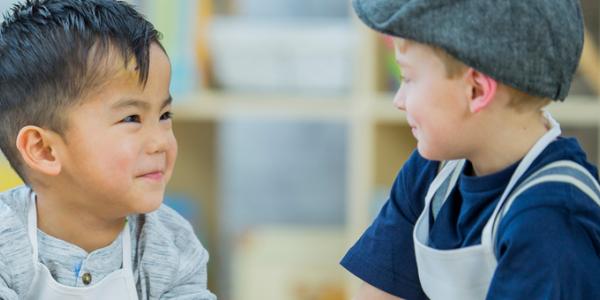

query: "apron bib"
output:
24 193 138 300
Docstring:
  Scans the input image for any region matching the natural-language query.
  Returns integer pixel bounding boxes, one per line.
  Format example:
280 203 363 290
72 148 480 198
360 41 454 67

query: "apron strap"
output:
432 160 465 221
27 191 39 261
121 218 133 271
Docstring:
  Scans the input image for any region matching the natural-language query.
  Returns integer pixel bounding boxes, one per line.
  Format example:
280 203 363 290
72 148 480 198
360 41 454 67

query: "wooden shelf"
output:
173 91 352 122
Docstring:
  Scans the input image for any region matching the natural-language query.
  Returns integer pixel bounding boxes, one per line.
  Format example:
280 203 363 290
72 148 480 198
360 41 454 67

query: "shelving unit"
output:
165 1 599 298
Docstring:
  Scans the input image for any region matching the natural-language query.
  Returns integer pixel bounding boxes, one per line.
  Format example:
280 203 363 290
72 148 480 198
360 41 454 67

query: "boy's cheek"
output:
170 138 178 160
102 151 136 177
167 136 178 166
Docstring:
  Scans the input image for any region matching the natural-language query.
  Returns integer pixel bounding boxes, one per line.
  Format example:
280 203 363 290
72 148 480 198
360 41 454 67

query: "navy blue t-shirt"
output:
341 137 600 300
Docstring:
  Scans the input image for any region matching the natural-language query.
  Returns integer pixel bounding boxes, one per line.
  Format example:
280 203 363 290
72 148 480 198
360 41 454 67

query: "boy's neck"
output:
35 193 127 253
467 110 549 176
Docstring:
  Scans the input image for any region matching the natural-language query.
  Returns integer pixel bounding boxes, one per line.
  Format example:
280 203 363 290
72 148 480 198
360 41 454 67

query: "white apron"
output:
412 112 600 299
25 194 138 300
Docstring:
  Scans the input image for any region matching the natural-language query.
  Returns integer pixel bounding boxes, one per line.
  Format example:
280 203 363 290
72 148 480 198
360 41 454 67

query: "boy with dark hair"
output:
0 0 216 299
341 0 600 299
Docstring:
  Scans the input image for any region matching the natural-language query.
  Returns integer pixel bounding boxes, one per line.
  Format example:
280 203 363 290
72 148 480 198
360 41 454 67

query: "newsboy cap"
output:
353 0 584 101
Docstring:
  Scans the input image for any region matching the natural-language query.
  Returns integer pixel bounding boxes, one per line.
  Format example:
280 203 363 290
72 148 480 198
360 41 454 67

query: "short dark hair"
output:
0 0 163 181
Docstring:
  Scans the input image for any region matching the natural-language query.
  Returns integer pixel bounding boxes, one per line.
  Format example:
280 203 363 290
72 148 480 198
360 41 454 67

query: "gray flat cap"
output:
353 0 584 100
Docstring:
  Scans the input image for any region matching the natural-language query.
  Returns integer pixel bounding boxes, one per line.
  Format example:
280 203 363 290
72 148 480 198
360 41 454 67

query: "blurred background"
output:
0 0 598 299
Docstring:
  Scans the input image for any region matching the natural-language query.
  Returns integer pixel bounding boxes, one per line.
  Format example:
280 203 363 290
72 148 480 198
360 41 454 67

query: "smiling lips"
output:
139 171 164 181
407 121 417 135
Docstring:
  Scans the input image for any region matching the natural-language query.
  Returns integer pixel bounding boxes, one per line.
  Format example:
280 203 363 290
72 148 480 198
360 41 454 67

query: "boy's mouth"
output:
408 124 418 138
138 170 164 181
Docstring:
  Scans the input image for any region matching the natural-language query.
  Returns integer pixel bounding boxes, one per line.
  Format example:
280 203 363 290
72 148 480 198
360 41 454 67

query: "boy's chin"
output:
417 146 448 162
130 194 164 214
417 145 435 160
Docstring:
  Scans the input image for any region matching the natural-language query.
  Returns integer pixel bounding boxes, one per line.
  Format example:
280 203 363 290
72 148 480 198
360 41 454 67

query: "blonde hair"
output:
395 38 551 111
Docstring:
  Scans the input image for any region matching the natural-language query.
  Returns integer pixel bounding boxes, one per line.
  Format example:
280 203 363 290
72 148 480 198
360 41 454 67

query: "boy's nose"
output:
146 128 172 154
392 87 406 110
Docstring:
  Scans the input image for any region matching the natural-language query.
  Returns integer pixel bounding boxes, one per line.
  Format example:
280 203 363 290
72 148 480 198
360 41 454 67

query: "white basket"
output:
208 18 357 95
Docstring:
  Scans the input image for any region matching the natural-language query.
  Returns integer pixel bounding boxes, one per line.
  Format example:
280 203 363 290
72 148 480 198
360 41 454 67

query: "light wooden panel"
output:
580 28 600 95
374 123 416 187
169 120 219 293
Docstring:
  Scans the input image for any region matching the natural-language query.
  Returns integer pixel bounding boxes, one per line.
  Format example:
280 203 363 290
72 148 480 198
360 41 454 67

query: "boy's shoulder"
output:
129 204 209 295
499 137 600 231
0 185 31 222
0 185 31 239
521 136 599 193
0 186 35 294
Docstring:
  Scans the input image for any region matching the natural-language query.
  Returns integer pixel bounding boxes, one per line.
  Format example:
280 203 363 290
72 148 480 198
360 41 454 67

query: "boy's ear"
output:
15 126 62 176
466 68 498 113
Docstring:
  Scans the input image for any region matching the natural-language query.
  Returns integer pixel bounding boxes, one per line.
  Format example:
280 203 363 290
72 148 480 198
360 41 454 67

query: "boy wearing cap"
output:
0 0 215 299
341 0 600 299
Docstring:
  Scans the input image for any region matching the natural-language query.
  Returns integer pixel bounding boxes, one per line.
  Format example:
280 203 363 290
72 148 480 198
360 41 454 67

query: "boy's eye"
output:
160 111 173 121
122 115 141 123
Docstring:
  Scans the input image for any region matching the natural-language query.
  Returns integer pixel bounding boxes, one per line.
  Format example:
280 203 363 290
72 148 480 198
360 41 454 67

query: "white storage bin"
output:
208 18 357 95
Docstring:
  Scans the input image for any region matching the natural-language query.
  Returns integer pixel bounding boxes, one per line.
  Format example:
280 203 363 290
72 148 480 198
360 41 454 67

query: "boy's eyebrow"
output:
161 96 173 109
111 96 173 111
